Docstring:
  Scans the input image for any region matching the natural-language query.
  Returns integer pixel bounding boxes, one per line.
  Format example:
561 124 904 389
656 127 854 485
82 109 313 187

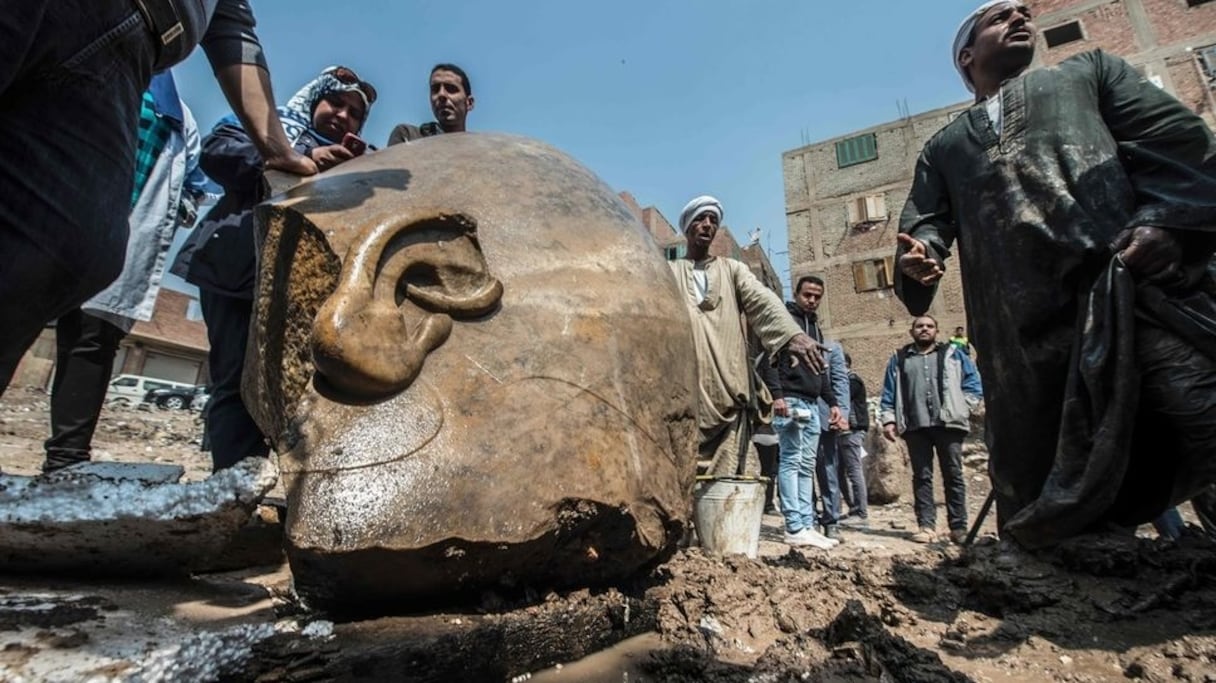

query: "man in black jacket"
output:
838 353 870 527
765 309 841 550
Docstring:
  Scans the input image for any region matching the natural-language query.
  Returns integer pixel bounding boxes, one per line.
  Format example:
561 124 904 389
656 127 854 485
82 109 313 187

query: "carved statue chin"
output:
245 133 697 612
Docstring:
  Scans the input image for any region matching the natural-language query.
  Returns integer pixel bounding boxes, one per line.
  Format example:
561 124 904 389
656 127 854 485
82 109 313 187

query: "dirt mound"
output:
641 533 1216 681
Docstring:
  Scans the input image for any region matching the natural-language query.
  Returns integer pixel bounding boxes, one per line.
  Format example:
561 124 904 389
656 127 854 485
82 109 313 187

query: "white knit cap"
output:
953 1 1013 93
679 195 723 233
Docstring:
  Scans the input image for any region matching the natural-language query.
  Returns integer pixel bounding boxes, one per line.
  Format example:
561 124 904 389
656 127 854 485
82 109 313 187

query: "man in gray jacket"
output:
879 315 983 544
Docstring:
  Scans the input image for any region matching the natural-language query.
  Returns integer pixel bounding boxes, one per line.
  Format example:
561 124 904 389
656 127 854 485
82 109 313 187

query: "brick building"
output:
781 0 1216 389
1032 0 1216 126
13 289 210 390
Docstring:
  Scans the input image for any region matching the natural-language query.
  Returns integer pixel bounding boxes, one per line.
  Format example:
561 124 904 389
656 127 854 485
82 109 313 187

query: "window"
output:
186 298 205 321
1043 20 1083 48
1188 0 1215 7
835 133 878 168
846 194 888 226
852 256 896 293
1198 45 1216 85
112 377 137 387
663 244 686 261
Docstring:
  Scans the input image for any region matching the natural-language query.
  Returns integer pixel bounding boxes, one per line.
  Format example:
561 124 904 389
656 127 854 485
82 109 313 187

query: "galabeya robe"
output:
898 50 1216 546
670 257 801 475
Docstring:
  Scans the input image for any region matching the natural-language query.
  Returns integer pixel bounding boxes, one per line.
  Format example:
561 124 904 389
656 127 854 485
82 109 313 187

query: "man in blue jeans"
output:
0 0 315 396
766 281 843 549
785 276 851 540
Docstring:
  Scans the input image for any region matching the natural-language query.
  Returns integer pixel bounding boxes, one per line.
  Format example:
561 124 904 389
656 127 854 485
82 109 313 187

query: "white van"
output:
105 374 194 407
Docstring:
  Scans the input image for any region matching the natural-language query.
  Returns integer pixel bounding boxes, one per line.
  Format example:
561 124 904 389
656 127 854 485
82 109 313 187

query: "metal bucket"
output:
692 478 765 559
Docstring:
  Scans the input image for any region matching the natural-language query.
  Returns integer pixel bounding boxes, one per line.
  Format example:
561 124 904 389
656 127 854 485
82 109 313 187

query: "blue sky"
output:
170 0 984 296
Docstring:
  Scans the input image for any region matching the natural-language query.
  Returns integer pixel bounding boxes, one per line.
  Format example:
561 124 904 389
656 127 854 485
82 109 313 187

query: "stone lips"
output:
248 133 698 612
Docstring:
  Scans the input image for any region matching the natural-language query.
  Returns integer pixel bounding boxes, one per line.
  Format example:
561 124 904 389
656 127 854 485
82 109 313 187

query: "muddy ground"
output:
3 385 1216 682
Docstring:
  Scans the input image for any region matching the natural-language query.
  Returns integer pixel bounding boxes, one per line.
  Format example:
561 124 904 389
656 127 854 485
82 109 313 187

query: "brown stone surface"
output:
863 428 913 506
245 133 697 612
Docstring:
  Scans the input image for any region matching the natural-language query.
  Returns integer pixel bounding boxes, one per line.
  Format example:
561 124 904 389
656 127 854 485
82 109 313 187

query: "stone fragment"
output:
0 457 277 574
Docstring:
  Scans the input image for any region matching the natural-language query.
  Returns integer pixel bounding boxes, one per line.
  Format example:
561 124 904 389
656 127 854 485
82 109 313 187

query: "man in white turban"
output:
896 1 1216 548
669 195 822 482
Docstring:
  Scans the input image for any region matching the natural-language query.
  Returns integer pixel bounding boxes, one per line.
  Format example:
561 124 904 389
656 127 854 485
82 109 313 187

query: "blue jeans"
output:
774 397 821 533
0 0 154 393
817 431 843 526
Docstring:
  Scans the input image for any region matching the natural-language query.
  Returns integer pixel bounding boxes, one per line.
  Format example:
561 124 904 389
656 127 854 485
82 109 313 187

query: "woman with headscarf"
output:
171 66 377 471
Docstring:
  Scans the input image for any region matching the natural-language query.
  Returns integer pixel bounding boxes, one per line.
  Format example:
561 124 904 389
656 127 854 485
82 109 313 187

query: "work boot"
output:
949 529 968 545
42 448 90 474
910 527 937 544
823 524 842 542
841 514 870 529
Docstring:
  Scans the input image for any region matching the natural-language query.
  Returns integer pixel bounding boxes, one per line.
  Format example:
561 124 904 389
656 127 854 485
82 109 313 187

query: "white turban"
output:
679 195 723 233
953 1 1013 93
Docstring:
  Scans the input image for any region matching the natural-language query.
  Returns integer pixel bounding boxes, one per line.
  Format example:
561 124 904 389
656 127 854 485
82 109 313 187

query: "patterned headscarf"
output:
278 66 376 145
214 66 376 145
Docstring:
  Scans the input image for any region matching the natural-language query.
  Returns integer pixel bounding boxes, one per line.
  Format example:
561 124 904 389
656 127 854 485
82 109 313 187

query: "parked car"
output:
144 384 208 411
105 374 193 407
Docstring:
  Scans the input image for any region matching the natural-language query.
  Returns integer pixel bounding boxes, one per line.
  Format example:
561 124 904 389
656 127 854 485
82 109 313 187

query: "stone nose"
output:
310 212 503 399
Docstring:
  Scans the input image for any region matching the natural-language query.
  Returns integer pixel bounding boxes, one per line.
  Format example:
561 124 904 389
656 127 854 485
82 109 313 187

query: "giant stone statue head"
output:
246 133 696 612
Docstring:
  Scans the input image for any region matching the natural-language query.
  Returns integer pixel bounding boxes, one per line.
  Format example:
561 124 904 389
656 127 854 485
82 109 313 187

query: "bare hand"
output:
1114 226 1182 282
307 144 355 172
883 423 898 442
897 233 944 285
264 149 318 176
829 406 844 430
785 333 825 374
773 397 789 418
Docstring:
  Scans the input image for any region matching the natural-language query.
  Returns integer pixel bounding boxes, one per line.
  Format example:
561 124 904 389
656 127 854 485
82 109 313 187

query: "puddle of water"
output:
526 632 665 682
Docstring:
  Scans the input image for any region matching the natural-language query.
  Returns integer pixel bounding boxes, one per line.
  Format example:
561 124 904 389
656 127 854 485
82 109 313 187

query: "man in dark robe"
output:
897 1 1216 547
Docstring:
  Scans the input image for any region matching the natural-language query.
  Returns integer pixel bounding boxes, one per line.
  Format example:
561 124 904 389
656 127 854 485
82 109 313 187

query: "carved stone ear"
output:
310 213 503 399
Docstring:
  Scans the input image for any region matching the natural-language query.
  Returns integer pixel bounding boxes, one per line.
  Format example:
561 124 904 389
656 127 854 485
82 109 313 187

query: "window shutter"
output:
853 260 877 292
880 256 896 288
864 194 888 221
846 198 862 225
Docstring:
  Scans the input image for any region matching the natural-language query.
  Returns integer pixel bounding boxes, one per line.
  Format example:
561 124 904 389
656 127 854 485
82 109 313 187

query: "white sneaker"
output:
784 529 814 546
799 528 840 550
784 528 839 549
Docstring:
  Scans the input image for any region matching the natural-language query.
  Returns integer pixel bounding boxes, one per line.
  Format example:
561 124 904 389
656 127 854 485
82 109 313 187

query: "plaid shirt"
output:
131 90 174 208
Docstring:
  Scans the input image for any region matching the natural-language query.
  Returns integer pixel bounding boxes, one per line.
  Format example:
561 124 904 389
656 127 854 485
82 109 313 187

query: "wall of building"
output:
1031 0 1216 123
782 104 970 390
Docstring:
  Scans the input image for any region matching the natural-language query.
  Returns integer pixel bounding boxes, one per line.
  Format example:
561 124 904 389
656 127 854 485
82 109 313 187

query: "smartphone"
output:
342 132 367 156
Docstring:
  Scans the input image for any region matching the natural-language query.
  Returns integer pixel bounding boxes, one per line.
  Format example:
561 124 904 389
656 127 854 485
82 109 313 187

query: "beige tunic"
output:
670 257 802 476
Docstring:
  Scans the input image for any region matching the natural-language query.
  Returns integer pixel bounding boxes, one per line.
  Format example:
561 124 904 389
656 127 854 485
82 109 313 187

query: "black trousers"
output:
903 427 968 532
45 308 126 469
199 289 268 471
756 440 779 510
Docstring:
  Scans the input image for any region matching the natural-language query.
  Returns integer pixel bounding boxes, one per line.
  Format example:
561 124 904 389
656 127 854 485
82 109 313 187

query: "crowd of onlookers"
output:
0 2 481 478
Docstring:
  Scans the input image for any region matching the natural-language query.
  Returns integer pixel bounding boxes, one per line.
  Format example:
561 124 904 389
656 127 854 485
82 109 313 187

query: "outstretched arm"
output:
896 149 957 316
